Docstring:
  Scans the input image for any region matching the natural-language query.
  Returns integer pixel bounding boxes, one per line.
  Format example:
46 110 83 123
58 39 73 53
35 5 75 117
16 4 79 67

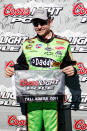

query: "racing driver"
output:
5 8 78 131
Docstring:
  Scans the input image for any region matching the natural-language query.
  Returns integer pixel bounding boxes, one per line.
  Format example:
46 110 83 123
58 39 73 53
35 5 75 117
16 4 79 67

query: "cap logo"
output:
36 10 44 14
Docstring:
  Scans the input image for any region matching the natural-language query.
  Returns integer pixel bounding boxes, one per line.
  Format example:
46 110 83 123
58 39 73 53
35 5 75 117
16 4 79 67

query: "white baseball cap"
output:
32 8 48 20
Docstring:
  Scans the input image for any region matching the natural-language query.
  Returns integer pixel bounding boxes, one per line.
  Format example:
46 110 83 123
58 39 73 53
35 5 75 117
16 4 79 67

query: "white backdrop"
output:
0 0 87 131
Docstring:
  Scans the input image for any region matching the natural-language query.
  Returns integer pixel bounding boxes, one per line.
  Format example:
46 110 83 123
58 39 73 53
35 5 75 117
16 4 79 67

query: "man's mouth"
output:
37 30 44 32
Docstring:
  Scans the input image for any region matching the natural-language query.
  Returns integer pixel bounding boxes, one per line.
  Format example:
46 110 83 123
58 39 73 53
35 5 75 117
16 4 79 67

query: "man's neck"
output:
37 30 54 43
44 30 52 40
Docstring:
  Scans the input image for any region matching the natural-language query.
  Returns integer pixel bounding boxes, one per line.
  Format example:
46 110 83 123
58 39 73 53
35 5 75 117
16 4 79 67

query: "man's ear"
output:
49 19 53 26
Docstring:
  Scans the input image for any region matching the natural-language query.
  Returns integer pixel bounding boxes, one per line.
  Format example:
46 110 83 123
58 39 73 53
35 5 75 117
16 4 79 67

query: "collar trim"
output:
36 30 54 43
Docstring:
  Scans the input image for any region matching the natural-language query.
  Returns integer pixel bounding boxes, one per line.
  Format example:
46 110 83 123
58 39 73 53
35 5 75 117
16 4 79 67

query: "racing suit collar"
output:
36 30 54 43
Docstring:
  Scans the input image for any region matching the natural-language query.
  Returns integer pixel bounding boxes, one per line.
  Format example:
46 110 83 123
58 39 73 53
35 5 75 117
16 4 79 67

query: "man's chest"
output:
24 39 68 62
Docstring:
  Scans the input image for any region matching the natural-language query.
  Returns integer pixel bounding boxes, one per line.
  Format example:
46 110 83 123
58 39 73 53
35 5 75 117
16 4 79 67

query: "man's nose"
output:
37 24 42 29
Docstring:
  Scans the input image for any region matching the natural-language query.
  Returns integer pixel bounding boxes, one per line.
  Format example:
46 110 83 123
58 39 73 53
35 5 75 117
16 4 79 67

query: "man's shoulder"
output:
54 34 70 44
24 36 37 44
22 36 37 49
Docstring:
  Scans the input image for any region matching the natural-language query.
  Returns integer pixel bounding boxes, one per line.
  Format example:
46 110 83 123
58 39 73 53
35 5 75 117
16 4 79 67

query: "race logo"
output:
44 52 53 55
52 61 60 67
64 94 87 110
35 44 42 48
55 51 62 55
27 40 35 43
30 57 56 67
4 4 30 16
26 44 32 49
5 61 14 69
77 63 87 75
8 115 26 127
77 62 87 82
15 70 65 102
45 47 52 51
20 79 59 90
0 36 29 52
74 119 87 130
3 4 63 23
56 41 65 44
69 37 87 53
55 46 65 50
0 90 19 106
73 2 87 23
64 94 87 104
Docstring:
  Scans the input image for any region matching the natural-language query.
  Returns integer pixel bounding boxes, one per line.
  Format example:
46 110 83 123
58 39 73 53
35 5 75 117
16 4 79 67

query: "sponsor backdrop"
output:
0 0 87 130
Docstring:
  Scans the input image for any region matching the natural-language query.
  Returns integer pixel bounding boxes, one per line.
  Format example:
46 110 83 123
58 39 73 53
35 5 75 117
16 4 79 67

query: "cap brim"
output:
30 18 48 23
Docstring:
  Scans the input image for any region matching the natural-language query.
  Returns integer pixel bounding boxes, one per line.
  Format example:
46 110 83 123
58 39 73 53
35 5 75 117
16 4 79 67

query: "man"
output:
5 8 78 131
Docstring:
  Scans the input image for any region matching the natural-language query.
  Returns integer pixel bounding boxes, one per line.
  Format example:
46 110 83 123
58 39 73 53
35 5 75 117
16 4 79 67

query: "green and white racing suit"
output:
14 31 78 131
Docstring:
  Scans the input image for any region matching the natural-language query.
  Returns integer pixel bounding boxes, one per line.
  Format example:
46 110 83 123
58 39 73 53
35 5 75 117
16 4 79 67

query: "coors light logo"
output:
74 119 87 130
3 4 63 23
4 4 30 16
73 2 87 23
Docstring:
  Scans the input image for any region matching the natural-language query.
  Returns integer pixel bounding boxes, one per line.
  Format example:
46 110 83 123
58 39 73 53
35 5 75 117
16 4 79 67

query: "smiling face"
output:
32 18 52 37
